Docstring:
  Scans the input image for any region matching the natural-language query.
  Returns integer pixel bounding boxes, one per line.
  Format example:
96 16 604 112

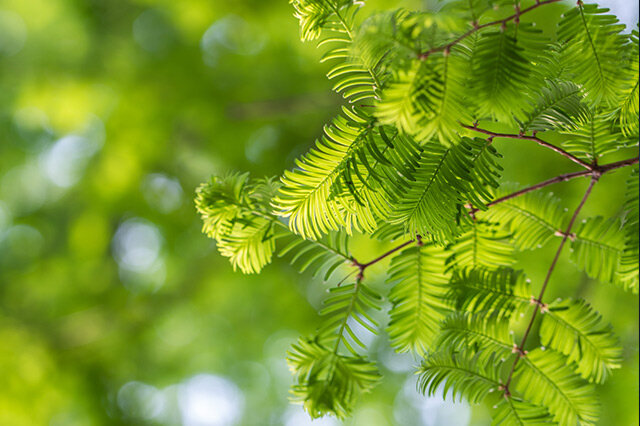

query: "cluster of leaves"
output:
196 0 639 423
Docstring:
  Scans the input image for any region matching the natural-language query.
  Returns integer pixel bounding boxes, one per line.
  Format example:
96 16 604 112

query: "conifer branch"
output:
461 123 592 169
503 177 597 394
418 0 563 60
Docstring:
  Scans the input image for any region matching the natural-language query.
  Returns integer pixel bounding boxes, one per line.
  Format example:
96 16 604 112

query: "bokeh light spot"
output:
245 126 279 163
0 10 27 56
201 15 266 67
40 135 98 188
142 173 183 213
133 9 175 53
113 218 163 273
178 374 244 426
117 381 164 421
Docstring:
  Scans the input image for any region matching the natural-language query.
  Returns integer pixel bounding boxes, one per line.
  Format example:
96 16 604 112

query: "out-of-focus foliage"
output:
0 1 637 426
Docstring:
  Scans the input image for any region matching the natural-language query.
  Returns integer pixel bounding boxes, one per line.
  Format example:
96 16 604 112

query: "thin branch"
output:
503 177 598 393
468 156 638 213
462 124 593 169
418 0 563 59
353 239 415 280
596 157 639 173
349 156 638 279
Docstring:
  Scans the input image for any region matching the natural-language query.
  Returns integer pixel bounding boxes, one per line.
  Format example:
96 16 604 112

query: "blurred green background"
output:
0 0 637 425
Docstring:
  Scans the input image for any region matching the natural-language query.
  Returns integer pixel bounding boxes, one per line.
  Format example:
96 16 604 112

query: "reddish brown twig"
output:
503 177 597 394
462 124 592 169
418 0 562 60
468 157 638 214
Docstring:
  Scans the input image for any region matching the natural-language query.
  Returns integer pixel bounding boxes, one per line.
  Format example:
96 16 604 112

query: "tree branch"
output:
468 157 639 214
503 177 598 393
352 239 415 280
461 123 593 169
418 0 563 59
352 156 638 281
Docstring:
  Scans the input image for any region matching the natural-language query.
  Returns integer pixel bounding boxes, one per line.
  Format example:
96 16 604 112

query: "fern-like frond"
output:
514 349 600 426
287 337 381 419
217 219 276 274
376 60 436 138
492 398 553 426
196 174 354 275
292 0 383 103
441 0 508 24
277 229 351 280
480 187 567 250
352 9 423 79
196 172 253 239
471 26 535 121
196 173 280 273
438 312 514 362
570 216 624 284
617 167 639 292
390 137 501 242
560 111 621 162
418 349 503 403
617 29 639 137
318 280 383 355
448 268 532 318
332 127 422 234
273 110 369 239
447 221 515 270
377 43 472 145
321 26 379 103
519 80 587 133
558 3 628 108
275 109 424 239
386 243 450 355
290 0 354 42
540 298 622 384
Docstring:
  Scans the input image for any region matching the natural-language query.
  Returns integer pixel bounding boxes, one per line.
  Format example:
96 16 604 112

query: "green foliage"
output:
418 349 502 404
318 280 382 354
287 337 381 419
492 398 553 426
386 243 450 355
618 167 640 291
514 349 600 426
560 111 622 161
290 0 355 42
471 28 535 121
481 187 568 250
437 311 513 362
195 173 278 273
447 221 515 270
448 267 531 318
558 3 629 108
519 80 587 133
617 29 639 137
570 216 625 284
540 298 622 384
389 137 501 241
196 0 639 422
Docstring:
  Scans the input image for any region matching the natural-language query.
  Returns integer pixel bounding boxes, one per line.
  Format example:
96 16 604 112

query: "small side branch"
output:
462 124 592 169
418 0 562 59
503 177 597 393
352 239 415 280
468 157 638 214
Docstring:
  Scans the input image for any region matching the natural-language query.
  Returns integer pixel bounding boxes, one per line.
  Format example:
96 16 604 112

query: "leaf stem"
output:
418 0 563 59
352 239 415 280
461 124 592 169
503 177 597 393
468 157 639 214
